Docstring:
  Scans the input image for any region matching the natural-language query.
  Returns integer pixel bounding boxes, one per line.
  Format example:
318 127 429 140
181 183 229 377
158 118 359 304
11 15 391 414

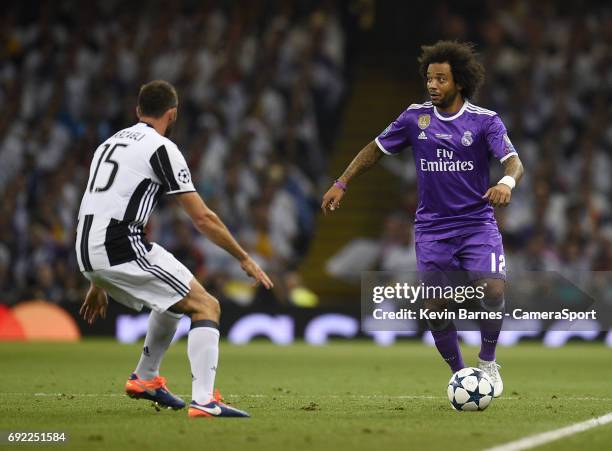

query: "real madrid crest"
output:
461 130 473 146
418 114 430 130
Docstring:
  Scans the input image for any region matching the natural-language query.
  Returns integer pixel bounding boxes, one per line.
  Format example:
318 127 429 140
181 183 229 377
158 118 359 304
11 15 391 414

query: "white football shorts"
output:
82 243 193 317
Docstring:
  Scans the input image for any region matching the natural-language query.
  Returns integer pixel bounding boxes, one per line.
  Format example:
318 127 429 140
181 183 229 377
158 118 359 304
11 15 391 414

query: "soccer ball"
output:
447 367 494 411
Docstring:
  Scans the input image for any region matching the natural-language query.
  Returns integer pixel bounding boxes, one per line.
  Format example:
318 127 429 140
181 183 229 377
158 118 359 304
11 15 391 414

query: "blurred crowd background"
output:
431 0 612 277
0 0 610 307
0 0 354 305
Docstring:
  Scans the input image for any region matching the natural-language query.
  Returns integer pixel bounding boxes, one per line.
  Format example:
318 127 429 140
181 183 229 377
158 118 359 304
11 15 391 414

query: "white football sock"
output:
188 325 220 404
134 310 181 380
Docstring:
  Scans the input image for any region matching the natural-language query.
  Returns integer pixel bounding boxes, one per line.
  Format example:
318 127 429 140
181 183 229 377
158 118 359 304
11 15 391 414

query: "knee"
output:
482 282 505 301
194 292 220 320
424 298 448 311
475 279 505 300
207 295 221 319
424 298 451 331
476 280 505 311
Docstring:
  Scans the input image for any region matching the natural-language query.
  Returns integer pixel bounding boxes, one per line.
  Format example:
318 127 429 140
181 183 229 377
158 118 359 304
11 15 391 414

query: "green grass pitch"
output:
1 340 611 451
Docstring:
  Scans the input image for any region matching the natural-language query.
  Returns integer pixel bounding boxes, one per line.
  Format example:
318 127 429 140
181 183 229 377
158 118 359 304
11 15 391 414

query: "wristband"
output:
497 175 516 190
334 180 347 191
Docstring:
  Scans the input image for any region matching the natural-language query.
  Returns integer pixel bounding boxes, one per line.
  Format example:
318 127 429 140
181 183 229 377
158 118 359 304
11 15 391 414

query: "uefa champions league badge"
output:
461 130 473 146
177 168 191 183
418 114 431 130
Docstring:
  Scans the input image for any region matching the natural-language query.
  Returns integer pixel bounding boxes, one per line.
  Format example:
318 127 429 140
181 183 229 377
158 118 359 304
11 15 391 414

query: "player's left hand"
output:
482 183 511 207
321 185 345 215
240 255 274 290
80 284 108 325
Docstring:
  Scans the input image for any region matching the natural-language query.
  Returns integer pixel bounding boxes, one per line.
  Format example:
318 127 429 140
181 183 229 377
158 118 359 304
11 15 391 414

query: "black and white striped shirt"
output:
75 122 195 271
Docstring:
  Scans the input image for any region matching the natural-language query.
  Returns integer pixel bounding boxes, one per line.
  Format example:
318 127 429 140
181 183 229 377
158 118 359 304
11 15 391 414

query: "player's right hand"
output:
321 185 345 215
80 283 108 325
483 183 512 207
240 256 274 289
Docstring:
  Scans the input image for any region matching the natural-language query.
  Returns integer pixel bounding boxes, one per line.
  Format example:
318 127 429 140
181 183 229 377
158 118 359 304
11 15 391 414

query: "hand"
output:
321 185 345 215
240 256 274 289
79 284 108 325
483 183 512 207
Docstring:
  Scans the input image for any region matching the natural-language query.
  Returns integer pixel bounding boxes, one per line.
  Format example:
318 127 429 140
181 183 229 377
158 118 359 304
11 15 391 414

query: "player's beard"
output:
435 90 460 109
165 117 176 138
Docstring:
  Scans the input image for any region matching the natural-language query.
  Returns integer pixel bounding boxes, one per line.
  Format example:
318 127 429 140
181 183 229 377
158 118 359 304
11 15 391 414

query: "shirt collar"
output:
433 99 469 121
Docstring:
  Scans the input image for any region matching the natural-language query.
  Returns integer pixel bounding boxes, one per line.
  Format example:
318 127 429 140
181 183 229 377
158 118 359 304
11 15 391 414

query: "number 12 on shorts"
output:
490 252 506 273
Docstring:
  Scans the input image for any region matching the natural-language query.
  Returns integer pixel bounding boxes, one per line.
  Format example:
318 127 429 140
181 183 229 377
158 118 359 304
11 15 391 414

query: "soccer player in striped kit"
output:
77 80 273 417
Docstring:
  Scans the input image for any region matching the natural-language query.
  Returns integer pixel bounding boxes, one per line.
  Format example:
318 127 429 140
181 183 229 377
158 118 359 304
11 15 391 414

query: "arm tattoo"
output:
338 141 384 184
502 155 524 184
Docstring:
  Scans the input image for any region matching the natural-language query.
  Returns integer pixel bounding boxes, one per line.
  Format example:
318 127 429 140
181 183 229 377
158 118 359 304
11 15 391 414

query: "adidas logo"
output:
418 131 427 140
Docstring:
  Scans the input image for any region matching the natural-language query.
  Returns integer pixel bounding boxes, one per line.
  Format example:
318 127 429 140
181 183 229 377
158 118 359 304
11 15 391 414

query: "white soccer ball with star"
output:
447 367 494 411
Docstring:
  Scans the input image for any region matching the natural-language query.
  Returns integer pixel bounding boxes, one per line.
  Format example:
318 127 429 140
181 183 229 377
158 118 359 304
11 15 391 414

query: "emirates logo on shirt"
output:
420 148 475 172
421 159 475 172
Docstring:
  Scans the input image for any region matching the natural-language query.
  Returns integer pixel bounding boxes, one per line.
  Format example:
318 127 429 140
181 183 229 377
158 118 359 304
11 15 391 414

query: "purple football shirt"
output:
375 100 518 242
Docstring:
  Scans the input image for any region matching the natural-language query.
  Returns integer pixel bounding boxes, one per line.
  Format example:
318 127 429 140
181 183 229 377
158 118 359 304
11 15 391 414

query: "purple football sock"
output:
478 329 500 361
431 322 464 373
478 297 504 362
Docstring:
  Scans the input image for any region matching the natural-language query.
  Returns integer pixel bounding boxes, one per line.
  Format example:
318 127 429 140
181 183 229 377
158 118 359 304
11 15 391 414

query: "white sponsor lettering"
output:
420 159 474 172
436 148 454 159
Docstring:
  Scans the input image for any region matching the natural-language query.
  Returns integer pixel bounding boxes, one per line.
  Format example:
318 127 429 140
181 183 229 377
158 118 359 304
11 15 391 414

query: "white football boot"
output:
478 358 503 398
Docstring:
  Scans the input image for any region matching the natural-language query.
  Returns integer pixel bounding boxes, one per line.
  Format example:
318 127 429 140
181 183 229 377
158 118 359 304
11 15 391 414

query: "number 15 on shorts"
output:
491 252 506 273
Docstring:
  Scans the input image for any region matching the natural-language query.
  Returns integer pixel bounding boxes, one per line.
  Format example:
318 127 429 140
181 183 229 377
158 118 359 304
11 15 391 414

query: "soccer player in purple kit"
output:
322 41 524 397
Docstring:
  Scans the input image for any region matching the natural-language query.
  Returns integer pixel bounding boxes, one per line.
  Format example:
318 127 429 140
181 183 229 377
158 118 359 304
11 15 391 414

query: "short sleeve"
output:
485 115 518 163
149 143 196 194
375 109 412 155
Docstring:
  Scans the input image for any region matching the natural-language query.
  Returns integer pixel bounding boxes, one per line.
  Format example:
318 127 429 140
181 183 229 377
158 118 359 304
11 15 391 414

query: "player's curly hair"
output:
417 41 485 100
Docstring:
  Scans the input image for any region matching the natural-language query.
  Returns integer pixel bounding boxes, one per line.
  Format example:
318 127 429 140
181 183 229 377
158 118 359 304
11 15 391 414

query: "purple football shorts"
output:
415 228 506 283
